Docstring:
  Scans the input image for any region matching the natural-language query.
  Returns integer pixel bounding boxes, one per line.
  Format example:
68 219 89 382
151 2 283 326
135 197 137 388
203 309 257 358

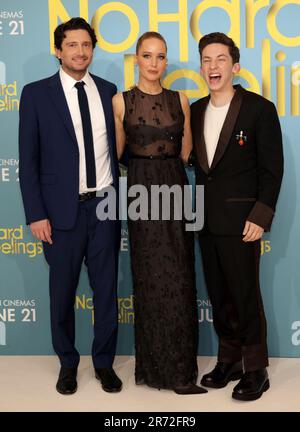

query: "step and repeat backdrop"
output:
0 0 299 357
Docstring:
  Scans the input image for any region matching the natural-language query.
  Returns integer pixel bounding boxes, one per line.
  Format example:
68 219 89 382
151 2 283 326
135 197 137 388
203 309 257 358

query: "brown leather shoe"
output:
232 368 269 401
95 368 122 393
201 361 243 388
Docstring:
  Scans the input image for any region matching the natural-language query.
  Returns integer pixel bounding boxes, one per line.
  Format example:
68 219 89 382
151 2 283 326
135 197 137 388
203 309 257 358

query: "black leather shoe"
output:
201 361 243 388
95 368 122 393
232 368 269 401
56 366 77 395
174 383 208 395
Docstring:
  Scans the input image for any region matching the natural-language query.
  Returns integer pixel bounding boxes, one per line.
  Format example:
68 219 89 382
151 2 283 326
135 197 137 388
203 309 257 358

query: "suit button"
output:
207 176 212 181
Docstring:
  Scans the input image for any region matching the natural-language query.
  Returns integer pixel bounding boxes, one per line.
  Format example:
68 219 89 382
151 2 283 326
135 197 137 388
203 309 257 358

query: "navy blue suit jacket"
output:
19 71 119 230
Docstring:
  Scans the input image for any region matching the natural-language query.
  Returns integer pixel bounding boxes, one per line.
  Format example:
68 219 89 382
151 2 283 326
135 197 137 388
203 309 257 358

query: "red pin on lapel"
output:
238 130 246 146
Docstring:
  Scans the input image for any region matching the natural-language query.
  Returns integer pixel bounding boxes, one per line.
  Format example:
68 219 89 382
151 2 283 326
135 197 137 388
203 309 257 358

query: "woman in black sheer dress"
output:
113 32 206 395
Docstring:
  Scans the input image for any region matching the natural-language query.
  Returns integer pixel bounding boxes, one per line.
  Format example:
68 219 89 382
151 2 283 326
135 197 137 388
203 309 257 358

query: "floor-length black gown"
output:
123 86 199 389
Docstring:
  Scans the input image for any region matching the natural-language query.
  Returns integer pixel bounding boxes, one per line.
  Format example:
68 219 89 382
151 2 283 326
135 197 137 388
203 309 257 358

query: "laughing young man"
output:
191 33 283 401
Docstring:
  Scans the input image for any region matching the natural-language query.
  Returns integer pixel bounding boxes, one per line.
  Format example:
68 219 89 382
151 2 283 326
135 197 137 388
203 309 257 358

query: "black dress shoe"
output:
56 366 77 395
95 368 122 393
174 383 208 395
201 361 243 389
232 368 269 401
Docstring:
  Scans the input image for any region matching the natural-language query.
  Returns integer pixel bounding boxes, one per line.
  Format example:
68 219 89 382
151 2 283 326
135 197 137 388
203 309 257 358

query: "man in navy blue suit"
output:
19 17 122 394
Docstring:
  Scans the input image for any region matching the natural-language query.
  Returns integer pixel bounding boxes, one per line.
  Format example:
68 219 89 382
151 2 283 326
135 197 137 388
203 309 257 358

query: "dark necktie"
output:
75 81 96 188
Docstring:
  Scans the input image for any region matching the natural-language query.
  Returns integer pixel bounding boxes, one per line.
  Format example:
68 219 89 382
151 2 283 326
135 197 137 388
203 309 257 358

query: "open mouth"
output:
209 73 221 84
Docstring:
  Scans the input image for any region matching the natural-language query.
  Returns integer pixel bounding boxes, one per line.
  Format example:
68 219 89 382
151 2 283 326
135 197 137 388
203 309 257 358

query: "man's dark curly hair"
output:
198 32 240 64
54 17 97 51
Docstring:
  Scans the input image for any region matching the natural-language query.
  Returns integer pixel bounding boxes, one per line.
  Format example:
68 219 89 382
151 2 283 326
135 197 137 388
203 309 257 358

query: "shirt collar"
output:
59 67 92 92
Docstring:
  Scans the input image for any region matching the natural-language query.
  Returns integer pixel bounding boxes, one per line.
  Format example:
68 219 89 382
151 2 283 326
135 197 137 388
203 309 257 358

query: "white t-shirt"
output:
204 100 230 167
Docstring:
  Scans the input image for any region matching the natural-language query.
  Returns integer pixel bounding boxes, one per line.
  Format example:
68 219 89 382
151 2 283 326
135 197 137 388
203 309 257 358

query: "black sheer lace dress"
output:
123 86 199 390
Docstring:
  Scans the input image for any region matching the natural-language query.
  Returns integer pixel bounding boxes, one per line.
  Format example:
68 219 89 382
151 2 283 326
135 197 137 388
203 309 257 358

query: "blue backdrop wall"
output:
0 0 299 357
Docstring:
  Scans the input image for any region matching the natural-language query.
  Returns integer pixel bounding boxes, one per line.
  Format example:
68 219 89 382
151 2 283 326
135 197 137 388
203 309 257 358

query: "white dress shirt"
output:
204 100 230 167
59 67 113 193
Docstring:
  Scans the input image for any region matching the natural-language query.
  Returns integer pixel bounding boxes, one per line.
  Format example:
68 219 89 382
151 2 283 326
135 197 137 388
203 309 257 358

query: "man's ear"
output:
55 47 61 60
233 63 241 74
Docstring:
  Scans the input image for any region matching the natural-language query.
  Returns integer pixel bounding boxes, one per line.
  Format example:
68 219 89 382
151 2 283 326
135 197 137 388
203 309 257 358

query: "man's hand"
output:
243 221 264 242
30 219 53 244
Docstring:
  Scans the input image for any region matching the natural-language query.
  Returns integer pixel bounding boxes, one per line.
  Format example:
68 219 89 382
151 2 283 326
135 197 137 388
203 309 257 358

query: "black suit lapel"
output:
210 84 245 171
47 72 77 145
194 97 210 174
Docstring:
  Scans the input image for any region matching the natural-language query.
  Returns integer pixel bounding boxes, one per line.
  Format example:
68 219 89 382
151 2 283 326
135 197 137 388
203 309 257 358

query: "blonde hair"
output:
136 31 167 54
